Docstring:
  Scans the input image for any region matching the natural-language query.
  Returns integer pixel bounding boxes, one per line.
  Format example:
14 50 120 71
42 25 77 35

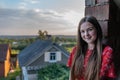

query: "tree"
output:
38 30 48 40
37 64 69 80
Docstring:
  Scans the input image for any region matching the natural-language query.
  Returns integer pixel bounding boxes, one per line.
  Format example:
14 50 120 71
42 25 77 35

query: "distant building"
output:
18 40 69 80
0 44 11 77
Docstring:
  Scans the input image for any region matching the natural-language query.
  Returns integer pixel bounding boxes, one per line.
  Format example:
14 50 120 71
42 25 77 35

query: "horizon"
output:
0 34 76 36
0 34 76 39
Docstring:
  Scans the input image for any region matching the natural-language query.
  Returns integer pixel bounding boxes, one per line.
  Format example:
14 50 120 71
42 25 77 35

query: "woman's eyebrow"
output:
88 26 94 29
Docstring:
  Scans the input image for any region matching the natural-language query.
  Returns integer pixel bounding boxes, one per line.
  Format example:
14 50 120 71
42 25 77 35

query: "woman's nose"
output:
84 31 89 36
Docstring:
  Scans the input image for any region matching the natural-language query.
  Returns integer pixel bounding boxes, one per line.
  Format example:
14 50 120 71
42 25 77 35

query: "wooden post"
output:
22 67 28 80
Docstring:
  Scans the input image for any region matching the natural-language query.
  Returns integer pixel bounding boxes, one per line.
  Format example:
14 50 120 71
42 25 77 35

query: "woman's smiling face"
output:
80 22 97 44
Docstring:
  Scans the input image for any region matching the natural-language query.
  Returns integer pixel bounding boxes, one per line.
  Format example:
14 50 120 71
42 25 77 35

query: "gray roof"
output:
18 40 69 67
0 44 10 61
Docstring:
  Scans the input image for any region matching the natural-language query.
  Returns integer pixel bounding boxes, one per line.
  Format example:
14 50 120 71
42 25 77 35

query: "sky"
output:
0 0 85 35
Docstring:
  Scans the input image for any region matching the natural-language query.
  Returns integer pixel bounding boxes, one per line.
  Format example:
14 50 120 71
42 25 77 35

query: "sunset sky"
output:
0 0 85 35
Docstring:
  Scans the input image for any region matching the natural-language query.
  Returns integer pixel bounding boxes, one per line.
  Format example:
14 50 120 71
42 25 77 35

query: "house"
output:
18 40 69 80
0 44 11 77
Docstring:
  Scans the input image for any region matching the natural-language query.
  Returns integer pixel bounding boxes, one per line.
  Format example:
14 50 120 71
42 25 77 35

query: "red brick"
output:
99 21 108 36
97 0 109 4
85 4 109 20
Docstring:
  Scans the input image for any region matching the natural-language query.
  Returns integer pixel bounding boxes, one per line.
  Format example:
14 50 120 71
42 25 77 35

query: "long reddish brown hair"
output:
70 16 103 80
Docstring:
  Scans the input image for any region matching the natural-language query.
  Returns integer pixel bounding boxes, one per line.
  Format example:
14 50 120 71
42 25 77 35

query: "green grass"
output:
11 49 20 54
65 47 73 53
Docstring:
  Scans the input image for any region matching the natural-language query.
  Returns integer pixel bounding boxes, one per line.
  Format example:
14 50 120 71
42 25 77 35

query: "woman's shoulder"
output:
103 45 113 51
72 46 77 50
102 45 113 56
70 46 77 54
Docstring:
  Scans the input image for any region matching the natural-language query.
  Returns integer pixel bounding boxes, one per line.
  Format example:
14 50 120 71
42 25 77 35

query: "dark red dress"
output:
67 46 116 80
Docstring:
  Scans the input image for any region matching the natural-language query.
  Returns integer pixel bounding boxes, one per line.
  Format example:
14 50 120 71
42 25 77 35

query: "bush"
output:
37 64 70 80
0 68 21 80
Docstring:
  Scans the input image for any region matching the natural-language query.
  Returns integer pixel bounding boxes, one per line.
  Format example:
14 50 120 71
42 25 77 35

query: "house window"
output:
50 52 56 62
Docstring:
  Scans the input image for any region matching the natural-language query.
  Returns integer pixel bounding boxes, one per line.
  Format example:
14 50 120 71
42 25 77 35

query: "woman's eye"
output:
80 30 84 33
89 28 93 31
88 28 93 31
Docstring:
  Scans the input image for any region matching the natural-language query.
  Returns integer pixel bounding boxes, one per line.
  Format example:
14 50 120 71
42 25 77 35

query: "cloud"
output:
18 2 27 10
23 0 40 4
0 5 84 35
18 0 40 10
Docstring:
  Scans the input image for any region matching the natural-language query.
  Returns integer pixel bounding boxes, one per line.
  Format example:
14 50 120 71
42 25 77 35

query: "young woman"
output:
67 16 116 80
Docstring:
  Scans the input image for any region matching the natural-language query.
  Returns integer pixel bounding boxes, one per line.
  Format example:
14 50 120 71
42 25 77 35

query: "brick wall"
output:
85 0 110 37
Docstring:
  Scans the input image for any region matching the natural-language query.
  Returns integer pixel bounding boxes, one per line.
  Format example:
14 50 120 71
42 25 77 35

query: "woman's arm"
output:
100 46 116 80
